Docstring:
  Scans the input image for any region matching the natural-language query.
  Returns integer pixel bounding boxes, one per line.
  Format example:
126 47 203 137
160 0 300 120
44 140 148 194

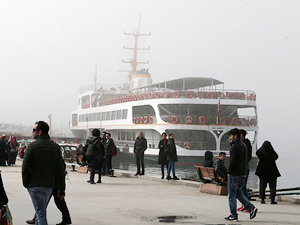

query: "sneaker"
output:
261 199 266 204
250 207 258 219
166 176 172 180
237 205 245 211
89 181 96 184
161 176 164 179
271 201 277 204
173 176 180 180
97 180 102 183
140 172 145 176
134 173 140 176
225 215 238 222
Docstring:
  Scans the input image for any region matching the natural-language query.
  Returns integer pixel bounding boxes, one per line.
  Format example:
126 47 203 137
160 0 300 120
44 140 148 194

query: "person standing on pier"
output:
255 141 281 204
158 133 168 179
104 133 115 176
22 121 65 225
134 132 147 176
166 133 179 180
101 131 107 175
8 133 19 166
225 128 257 222
237 129 253 212
0 134 8 166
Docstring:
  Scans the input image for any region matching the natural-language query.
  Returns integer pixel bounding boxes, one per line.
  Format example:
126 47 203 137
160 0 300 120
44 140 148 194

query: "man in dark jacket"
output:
213 152 227 181
225 128 257 222
22 121 65 225
238 129 253 212
104 133 115 176
134 132 147 176
85 129 105 184
0 134 8 166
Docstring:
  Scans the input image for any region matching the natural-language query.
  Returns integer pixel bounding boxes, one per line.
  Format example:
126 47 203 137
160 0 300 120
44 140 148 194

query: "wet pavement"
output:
2 161 300 225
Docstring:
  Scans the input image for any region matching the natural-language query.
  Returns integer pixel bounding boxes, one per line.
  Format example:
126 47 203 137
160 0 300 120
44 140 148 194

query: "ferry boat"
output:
70 20 258 158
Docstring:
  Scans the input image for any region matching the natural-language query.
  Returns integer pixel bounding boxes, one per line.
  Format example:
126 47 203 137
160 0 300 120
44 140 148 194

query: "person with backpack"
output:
84 129 105 184
104 133 116 177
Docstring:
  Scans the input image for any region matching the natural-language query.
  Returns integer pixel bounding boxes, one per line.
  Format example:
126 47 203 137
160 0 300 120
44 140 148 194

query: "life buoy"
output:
198 116 206 124
241 118 247 125
185 91 193 98
135 117 139 123
140 94 144 100
218 117 226 125
140 117 143 123
184 142 191 149
149 116 154 124
196 91 204 98
149 92 154 99
250 118 256 126
231 117 239 125
227 92 236 99
133 117 136 124
170 115 178 124
206 92 214 99
185 115 193 123
163 91 170 98
173 91 180 98
155 92 161 98
144 93 148 99
253 94 257 101
249 94 254 100
238 93 245 100
144 116 148 123
217 92 225 99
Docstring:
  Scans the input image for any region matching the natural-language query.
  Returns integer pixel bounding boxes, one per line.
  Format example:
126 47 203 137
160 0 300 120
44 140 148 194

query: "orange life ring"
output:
206 92 214 99
144 116 148 123
238 93 245 100
198 116 206 124
163 91 170 98
184 142 191 149
218 117 226 125
144 93 148 99
250 118 256 126
231 117 239 125
170 115 178 124
135 117 139 123
185 116 193 123
133 117 136 124
173 91 180 98
149 92 154 99
155 92 161 98
196 91 204 98
217 92 225 99
185 91 193 98
227 92 236 99
249 94 254 100
140 117 143 123
253 94 257 101
149 116 154 124
241 118 247 125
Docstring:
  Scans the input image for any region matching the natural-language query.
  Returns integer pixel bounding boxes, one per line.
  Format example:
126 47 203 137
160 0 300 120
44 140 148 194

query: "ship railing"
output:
105 89 256 105
79 83 127 94
159 115 257 126
132 114 156 124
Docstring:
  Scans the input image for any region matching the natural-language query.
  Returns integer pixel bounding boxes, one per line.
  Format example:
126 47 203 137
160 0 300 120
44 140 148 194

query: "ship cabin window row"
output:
78 109 128 122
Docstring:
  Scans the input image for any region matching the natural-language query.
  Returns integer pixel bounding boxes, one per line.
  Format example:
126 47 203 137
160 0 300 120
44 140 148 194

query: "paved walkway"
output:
2 162 300 225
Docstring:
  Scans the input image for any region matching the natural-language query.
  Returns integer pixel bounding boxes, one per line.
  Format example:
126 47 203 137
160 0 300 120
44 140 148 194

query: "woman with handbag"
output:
158 133 168 179
255 141 281 204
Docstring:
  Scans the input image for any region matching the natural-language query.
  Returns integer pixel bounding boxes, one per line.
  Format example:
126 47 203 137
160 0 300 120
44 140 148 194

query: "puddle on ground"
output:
143 216 240 224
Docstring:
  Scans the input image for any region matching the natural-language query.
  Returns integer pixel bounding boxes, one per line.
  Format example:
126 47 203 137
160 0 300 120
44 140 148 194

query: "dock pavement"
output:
2 161 300 225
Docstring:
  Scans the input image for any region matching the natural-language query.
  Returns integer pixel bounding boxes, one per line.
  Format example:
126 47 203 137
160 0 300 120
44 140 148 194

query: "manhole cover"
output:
144 216 197 223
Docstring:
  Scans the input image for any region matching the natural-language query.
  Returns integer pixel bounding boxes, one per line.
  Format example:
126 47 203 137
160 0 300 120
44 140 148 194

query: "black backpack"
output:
85 139 98 157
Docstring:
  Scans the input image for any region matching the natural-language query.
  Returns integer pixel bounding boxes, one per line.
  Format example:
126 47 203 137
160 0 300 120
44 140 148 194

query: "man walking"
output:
22 121 65 225
225 128 257 222
134 132 147 176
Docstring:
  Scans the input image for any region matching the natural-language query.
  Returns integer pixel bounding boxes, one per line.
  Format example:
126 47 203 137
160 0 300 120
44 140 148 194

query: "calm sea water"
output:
112 153 298 190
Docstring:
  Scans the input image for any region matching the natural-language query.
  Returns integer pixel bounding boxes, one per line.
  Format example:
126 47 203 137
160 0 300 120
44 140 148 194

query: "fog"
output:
1 0 300 156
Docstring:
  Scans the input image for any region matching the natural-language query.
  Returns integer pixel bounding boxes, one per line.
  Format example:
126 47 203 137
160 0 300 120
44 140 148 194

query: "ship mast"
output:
122 15 151 81
94 63 97 90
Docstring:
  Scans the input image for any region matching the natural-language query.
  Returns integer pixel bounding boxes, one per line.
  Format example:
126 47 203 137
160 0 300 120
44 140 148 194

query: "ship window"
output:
111 111 116 120
81 95 90 109
132 105 155 116
118 132 121 140
93 113 97 121
165 129 216 150
122 109 128 119
127 132 132 141
117 110 122 120
79 115 82 122
88 114 92 121
97 112 101 121
106 112 111 120
101 112 106 121
121 132 125 140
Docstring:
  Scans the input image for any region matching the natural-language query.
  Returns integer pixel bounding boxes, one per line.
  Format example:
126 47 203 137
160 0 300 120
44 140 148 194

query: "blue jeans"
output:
167 160 175 177
228 176 254 217
242 166 250 199
28 187 52 225
90 154 104 182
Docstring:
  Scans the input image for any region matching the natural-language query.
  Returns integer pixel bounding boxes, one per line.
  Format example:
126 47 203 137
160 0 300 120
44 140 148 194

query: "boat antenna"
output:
94 63 97 90
122 15 151 81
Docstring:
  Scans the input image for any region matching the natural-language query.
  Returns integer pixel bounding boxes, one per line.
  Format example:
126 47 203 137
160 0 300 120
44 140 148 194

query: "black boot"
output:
56 217 72 225
26 218 35 224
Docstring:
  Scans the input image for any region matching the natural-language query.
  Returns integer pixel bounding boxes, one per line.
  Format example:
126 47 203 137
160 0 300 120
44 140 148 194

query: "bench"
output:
194 166 227 195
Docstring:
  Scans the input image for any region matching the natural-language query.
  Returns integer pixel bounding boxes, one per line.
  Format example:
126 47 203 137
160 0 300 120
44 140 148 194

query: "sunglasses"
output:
32 129 38 132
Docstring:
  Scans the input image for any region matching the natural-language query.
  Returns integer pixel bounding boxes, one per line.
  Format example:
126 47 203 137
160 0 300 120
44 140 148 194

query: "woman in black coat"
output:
255 141 281 204
0 172 8 208
203 150 214 167
158 133 168 179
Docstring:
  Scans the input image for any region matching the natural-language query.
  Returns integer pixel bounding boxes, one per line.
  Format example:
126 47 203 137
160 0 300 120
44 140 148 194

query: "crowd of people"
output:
0 133 20 166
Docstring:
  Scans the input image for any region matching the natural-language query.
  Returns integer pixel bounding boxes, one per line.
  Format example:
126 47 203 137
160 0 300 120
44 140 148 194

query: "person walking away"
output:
166 133 179 180
104 133 115 176
85 129 105 184
158 133 168 179
8 133 19 166
203 150 214 167
0 135 8 166
238 129 253 212
134 132 147 176
22 121 65 225
255 141 280 204
225 128 257 222
213 152 227 182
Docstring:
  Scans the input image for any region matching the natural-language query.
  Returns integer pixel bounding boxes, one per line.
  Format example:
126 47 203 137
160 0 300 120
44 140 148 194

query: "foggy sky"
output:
1 0 300 156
